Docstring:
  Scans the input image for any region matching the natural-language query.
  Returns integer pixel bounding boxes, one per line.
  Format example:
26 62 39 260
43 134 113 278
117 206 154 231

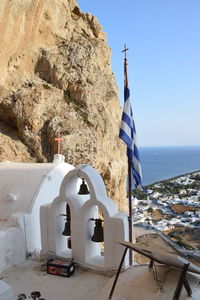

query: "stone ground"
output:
134 226 200 267
133 227 180 264
133 226 156 237
1 259 109 300
1 227 200 300
2 260 200 300
94 265 200 300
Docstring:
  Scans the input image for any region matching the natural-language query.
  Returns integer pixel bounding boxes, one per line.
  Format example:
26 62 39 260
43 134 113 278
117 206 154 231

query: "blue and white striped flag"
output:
119 85 143 190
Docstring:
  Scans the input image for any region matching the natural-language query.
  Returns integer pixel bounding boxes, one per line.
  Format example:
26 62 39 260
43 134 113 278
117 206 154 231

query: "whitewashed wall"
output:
41 165 129 271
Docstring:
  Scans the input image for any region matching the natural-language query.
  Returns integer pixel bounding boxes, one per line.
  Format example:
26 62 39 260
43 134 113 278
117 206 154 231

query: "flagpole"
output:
128 158 133 265
122 45 133 265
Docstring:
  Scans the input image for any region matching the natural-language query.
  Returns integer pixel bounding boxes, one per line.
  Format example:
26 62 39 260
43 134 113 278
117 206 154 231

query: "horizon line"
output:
139 145 200 148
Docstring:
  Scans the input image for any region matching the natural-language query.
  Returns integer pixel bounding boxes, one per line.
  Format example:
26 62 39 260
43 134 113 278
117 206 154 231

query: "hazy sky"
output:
77 0 200 147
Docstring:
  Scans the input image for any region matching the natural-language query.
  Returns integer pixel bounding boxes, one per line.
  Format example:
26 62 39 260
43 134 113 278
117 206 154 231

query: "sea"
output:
139 146 200 186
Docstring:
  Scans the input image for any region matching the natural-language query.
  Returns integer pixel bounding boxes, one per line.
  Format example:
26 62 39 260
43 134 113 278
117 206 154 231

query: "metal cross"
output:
55 132 62 154
122 44 129 87
122 44 129 59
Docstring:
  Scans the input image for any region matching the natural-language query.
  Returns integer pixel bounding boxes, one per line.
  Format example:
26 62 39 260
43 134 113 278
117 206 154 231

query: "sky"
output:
77 0 200 147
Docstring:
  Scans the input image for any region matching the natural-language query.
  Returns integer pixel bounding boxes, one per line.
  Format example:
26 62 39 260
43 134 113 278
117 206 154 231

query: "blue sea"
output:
139 146 200 186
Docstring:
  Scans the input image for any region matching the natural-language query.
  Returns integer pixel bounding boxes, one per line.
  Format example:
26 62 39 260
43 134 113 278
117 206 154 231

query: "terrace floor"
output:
1 259 200 300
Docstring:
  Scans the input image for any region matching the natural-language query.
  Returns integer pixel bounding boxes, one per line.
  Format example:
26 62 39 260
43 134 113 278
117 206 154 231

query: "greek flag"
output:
119 86 143 190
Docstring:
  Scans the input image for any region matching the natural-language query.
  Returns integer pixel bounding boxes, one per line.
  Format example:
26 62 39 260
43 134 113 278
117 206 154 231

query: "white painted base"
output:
0 228 26 273
57 249 72 259
0 281 14 300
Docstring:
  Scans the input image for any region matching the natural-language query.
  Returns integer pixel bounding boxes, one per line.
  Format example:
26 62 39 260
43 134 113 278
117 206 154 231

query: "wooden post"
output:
108 247 128 299
173 263 192 300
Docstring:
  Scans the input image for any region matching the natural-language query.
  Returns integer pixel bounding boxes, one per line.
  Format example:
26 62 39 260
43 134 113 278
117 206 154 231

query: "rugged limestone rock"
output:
0 0 127 210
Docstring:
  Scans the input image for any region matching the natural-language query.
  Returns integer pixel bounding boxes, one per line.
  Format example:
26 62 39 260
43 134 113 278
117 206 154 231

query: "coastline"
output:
140 145 200 186
145 169 200 188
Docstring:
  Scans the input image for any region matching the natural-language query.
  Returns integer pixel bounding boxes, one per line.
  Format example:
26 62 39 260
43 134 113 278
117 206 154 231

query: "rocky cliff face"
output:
0 0 127 210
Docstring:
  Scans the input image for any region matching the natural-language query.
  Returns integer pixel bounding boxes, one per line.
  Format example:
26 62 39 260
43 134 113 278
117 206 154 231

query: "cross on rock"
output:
55 132 62 154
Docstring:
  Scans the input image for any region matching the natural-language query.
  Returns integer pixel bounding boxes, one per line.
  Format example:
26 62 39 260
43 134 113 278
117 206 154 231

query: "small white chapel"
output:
0 152 129 275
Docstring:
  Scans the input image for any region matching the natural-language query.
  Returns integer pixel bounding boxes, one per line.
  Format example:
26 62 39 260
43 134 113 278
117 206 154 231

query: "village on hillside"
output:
132 171 200 252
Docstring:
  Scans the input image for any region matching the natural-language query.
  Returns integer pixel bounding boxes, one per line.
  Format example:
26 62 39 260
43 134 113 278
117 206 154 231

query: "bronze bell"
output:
78 179 90 195
62 204 71 236
62 221 71 236
90 218 104 242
